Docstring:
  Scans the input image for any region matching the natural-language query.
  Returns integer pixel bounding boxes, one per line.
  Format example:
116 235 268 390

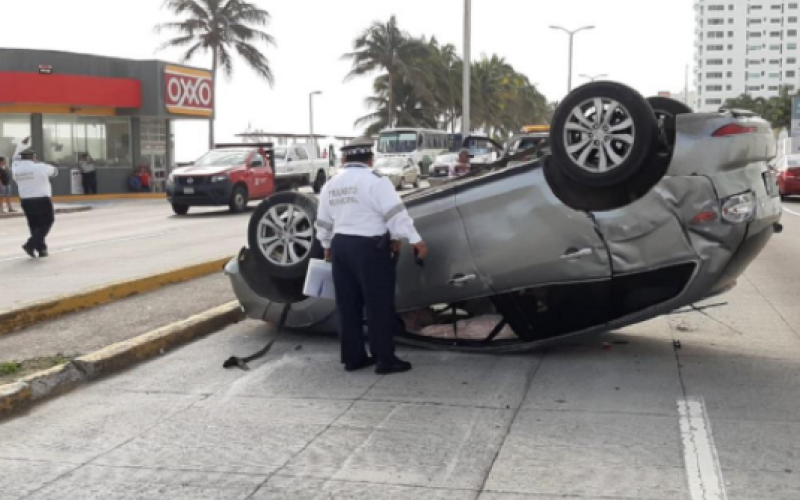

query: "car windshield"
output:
195 150 249 166
513 136 548 151
379 132 418 153
274 147 287 160
375 158 401 170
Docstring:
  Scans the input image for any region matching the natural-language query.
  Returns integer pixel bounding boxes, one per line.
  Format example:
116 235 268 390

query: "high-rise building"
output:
695 0 800 111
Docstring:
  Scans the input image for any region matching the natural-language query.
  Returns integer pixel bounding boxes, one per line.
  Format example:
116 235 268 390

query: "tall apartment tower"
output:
695 0 800 111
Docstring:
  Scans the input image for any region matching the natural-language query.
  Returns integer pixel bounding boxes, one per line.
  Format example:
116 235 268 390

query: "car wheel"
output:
247 192 323 279
396 178 403 191
647 96 693 148
172 203 189 216
550 81 659 188
312 171 327 194
229 186 249 213
413 175 421 189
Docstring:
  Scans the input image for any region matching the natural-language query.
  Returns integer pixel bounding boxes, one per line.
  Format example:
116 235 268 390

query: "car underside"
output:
225 81 783 352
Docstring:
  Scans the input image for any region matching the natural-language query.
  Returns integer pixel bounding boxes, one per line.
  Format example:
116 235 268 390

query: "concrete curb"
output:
0 302 244 418
0 257 233 336
0 205 92 219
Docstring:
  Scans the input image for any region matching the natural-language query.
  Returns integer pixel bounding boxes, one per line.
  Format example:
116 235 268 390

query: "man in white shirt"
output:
12 139 58 258
316 138 428 374
78 153 97 195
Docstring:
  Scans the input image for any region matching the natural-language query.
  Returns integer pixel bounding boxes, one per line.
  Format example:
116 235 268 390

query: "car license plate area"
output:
183 187 195 195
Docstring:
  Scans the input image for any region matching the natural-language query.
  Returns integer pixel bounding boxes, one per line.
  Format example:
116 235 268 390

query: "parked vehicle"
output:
775 154 800 200
505 129 551 169
376 128 450 176
429 135 502 184
166 143 275 215
272 144 329 194
226 81 782 352
374 157 421 190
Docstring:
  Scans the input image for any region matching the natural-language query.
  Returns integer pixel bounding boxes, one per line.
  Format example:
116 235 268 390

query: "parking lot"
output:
1 202 799 499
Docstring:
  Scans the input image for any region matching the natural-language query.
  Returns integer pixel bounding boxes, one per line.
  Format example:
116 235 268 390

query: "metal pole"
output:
462 0 471 134
309 93 314 144
567 33 574 93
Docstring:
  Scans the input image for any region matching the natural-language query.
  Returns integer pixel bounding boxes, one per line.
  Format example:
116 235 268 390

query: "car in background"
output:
273 144 330 194
374 156 421 190
429 135 503 183
376 128 450 176
505 126 551 168
775 154 800 200
166 143 275 215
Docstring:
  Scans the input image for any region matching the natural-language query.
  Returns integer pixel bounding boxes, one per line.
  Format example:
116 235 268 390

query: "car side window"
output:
296 148 308 160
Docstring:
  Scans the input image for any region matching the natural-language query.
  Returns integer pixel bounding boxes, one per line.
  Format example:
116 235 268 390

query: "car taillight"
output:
787 168 800 178
720 192 757 224
712 124 758 137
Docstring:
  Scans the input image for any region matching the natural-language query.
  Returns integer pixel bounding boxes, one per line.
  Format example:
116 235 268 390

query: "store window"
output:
0 115 31 160
42 115 131 166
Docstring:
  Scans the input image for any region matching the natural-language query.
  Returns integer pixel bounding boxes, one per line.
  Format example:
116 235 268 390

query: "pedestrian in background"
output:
316 137 428 375
78 153 97 195
12 138 58 258
0 156 15 213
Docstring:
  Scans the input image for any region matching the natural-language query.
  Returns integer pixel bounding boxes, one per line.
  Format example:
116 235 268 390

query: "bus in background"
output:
376 128 450 176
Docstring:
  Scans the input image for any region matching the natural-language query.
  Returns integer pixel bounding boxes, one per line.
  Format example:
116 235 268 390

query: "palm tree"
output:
343 16 430 128
427 38 463 132
355 75 438 135
156 0 276 147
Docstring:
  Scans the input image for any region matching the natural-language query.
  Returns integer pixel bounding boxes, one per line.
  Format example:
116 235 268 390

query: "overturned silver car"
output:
225 82 782 352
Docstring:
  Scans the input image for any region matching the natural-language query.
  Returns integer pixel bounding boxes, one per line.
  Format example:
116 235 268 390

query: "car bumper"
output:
779 177 800 195
166 181 233 206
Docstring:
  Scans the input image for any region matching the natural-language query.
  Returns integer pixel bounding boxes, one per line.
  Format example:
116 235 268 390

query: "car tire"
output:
550 81 659 188
413 175 421 189
247 192 323 279
229 185 249 213
396 178 403 191
172 203 190 216
312 171 327 194
647 96 693 148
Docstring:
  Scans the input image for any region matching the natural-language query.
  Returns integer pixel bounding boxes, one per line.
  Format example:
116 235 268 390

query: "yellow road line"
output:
0 257 232 336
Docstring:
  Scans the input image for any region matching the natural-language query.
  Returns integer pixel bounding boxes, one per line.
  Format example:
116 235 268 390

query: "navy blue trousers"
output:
331 234 397 366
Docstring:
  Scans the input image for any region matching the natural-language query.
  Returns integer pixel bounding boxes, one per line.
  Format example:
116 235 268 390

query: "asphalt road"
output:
0 199 252 311
2 202 800 499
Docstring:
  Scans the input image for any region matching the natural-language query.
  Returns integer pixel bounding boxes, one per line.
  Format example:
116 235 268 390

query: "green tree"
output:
724 87 795 132
156 0 276 147
343 16 430 129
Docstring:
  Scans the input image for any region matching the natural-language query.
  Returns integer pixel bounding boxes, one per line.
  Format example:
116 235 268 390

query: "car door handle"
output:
560 247 593 260
448 274 477 286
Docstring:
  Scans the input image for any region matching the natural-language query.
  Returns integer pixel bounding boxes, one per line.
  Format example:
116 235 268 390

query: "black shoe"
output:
38 249 49 258
22 244 35 258
375 358 412 375
345 357 375 372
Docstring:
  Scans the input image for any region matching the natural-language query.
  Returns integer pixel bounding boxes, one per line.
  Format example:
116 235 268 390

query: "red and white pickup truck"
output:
166 143 276 215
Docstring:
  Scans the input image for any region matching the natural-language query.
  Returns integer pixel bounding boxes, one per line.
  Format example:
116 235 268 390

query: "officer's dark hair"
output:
346 153 373 164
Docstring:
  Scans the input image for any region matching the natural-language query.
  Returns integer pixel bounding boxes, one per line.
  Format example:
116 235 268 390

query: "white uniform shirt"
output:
316 163 421 249
12 143 58 199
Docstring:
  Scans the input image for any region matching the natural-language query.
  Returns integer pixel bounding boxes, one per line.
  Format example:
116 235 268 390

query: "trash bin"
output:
70 169 84 195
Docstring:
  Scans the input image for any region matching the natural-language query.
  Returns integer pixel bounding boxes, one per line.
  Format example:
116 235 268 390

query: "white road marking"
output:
782 204 800 217
678 397 728 500
0 231 174 263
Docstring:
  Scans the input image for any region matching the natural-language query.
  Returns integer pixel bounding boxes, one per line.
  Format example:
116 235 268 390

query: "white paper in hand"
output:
303 259 336 300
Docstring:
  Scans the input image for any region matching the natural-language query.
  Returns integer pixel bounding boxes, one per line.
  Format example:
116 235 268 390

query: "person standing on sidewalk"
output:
12 139 58 258
315 137 428 375
0 157 16 213
78 153 97 195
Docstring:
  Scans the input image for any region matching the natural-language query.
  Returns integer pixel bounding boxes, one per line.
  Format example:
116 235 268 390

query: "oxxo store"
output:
0 48 213 196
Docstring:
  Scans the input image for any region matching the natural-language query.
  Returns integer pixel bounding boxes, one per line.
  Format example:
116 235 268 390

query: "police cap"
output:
340 137 374 157
20 148 36 158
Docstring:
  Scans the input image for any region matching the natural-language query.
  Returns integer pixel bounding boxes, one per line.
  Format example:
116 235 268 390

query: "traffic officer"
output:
12 138 58 258
316 137 428 374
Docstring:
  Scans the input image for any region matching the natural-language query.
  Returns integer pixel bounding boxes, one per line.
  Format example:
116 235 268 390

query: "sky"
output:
0 0 696 162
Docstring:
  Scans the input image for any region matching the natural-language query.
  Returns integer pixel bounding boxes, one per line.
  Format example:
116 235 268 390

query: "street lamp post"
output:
550 25 595 93
462 0 472 135
309 91 322 144
579 73 608 83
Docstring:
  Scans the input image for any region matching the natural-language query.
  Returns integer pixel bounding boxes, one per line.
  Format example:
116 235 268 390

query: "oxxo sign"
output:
165 65 214 117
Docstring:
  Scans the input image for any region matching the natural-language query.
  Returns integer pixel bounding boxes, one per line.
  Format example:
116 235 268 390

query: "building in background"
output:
0 49 213 195
695 0 800 112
